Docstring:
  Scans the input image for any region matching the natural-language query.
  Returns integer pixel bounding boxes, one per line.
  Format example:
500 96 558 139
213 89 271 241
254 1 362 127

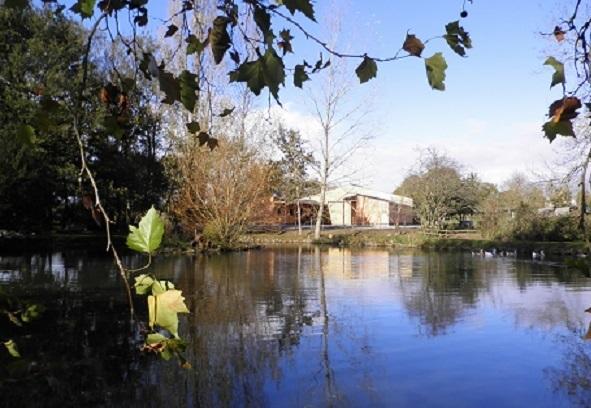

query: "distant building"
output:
299 185 414 226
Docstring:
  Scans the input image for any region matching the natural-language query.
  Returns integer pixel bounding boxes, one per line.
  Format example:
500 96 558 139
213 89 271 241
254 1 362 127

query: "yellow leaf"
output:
148 289 189 338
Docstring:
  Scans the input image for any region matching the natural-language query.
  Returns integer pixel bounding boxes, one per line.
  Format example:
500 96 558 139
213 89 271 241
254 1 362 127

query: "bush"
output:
480 203 582 242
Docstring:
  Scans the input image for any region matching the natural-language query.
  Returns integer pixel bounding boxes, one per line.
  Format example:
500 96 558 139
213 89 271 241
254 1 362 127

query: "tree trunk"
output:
314 182 327 240
314 127 330 240
579 148 591 232
296 186 302 235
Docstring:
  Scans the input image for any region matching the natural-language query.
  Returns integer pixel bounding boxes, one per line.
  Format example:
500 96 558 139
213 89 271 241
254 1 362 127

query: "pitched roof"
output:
300 185 413 206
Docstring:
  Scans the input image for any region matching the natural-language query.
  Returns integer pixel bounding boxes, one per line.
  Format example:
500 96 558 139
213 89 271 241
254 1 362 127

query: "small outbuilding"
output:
299 185 414 227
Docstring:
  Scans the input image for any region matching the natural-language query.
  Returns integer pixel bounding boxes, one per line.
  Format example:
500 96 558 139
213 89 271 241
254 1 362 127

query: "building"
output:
299 185 414 226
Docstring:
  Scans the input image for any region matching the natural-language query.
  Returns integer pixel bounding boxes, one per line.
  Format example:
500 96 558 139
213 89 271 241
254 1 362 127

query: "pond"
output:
1 246 591 407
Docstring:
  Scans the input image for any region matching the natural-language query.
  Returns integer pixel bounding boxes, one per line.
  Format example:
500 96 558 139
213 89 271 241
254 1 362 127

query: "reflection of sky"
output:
3 248 591 406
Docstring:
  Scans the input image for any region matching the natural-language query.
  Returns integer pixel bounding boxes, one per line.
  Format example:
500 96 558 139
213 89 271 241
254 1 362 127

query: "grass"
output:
244 227 588 255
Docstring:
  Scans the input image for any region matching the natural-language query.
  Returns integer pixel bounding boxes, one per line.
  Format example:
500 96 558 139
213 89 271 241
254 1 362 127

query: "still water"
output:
1 247 591 407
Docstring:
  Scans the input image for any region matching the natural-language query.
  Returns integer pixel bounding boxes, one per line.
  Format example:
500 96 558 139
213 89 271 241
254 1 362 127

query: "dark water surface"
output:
1 247 591 407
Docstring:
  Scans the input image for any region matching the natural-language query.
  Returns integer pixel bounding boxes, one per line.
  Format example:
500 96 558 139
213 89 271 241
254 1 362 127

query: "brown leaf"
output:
549 97 581 122
403 34 425 57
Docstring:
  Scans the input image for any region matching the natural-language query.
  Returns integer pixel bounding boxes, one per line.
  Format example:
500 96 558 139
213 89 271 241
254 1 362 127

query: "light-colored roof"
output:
300 185 413 207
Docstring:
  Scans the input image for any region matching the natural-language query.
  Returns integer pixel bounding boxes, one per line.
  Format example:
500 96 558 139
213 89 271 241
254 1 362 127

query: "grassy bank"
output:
244 228 588 255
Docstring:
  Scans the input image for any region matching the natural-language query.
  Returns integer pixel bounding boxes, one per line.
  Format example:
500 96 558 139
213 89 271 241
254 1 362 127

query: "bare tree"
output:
304 13 374 239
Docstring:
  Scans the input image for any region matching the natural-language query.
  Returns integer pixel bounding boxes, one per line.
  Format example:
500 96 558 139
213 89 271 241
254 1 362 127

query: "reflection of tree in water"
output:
135 248 320 407
400 252 487 336
0 249 317 407
545 325 591 407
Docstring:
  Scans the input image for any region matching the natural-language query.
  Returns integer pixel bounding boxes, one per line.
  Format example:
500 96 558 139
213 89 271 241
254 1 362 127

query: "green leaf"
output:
425 52 447 91
355 56 378 84
148 289 190 338
21 304 42 323
262 47 285 100
402 34 424 57
281 0 315 21
70 0 96 19
151 280 174 296
158 69 181 105
179 70 198 112
134 274 155 295
229 47 285 102
165 24 178 37
146 333 167 344
186 35 208 55
209 16 231 64
126 206 165 254
253 6 271 34
544 57 565 89
3 340 20 358
294 64 309 88
543 120 574 142
444 21 472 57
186 121 200 133
16 125 35 147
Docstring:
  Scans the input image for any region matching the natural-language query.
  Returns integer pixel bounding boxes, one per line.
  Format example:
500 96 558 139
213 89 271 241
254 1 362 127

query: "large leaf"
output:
209 16 231 64
355 56 377 84
544 57 565 89
158 69 181 105
253 6 271 34
281 0 315 21
126 206 165 254
70 0 96 19
543 120 574 142
179 70 198 112
148 289 190 338
425 53 447 91
229 47 285 102
444 21 472 57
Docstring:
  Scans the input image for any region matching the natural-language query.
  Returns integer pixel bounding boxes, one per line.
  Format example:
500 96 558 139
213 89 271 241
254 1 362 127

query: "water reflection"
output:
1 248 591 406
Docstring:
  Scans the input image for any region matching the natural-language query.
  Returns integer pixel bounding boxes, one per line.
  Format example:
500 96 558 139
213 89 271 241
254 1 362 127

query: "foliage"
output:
271 126 316 202
541 4 591 142
170 138 273 249
128 208 190 365
395 149 493 229
2 0 473 152
0 7 168 232
0 287 43 358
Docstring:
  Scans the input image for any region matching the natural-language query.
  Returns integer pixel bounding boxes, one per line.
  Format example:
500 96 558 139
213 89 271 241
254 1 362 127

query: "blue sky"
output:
263 0 567 191
78 0 568 191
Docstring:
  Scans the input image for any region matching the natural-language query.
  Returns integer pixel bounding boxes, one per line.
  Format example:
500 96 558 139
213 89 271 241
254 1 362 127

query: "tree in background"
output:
395 149 464 229
170 138 272 248
272 126 316 235
0 7 168 232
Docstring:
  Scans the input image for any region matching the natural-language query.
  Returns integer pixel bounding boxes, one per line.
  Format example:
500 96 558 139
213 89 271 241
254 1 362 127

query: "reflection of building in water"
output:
390 255 415 279
325 248 390 279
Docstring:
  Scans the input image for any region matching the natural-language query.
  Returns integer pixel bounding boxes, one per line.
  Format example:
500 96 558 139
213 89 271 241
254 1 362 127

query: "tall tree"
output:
272 126 316 234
